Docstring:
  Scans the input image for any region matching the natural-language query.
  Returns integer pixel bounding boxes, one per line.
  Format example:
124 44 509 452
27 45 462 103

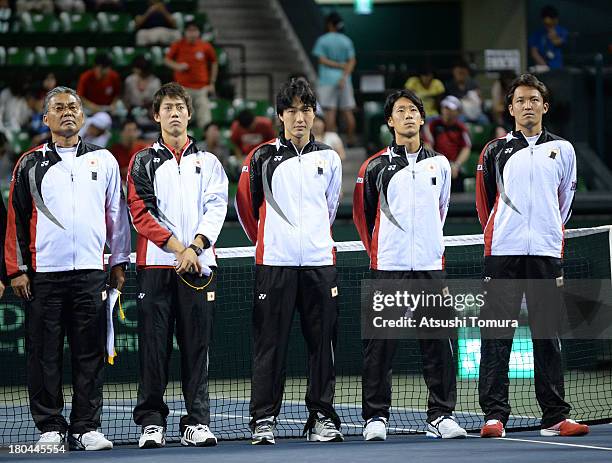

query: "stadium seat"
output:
59 12 98 33
6 47 35 66
35 47 75 67
111 47 153 67
467 123 493 151
97 12 134 34
0 47 5 66
188 127 203 140
149 46 165 66
210 99 235 126
16 13 61 33
232 99 274 119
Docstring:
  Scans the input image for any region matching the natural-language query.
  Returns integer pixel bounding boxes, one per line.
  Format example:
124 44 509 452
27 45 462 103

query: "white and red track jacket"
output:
353 143 451 271
127 137 228 268
235 134 342 266
5 140 130 276
476 129 576 258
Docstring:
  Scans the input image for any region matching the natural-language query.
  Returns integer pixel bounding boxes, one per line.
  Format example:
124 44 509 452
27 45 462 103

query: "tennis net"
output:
1 226 611 445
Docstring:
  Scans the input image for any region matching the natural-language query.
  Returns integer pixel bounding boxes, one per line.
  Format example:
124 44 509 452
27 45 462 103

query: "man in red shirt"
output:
77 53 122 115
424 95 472 192
230 109 275 161
109 118 149 182
165 21 217 127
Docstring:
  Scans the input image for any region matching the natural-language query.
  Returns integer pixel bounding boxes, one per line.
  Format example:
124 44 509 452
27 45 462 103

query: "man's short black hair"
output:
152 82 192 116
184 20 200 31
236 109 255 129
95 52 112 68
326 12 343 28
131 55 152 76
541 5 559 19
276 78 317 117
383 89 426 137
505 73 550 109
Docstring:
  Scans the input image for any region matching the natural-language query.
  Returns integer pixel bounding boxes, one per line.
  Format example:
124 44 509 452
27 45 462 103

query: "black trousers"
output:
133 268 215 432
26 270 107 434
249 265 340 431
478 256 570 428
362 270 457 423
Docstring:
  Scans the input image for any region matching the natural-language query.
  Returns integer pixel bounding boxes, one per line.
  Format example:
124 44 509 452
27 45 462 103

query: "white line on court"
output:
466 434 612 451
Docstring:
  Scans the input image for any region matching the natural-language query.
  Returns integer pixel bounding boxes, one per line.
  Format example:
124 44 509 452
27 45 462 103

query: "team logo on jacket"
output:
427 163 436 172
356 177 363 184
195 159 202 174
242 166 249 173
549 148 559 160
207 291 215 301
504 147 513 154
88 158 99 169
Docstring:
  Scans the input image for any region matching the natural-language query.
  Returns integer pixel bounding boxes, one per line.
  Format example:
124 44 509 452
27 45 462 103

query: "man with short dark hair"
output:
476 73 588 438
354 89 465 441
5 86 130 450
165 21 218 127
236 78 343 445
230 109 275 159
128 82 228 449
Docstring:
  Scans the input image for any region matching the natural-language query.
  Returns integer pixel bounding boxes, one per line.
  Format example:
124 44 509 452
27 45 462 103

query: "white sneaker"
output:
139 425 166 449
68 430 113 451
426 415 467 439
37 431 65 445
251 418 276 445
306 413 344 442
363 417 387 441
181 424 217 447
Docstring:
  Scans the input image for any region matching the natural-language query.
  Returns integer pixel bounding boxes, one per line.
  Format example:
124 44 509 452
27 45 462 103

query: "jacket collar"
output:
510 127 550 146
389 140 431 163
278 132 315 153
47 137 86 157
157 135 197 157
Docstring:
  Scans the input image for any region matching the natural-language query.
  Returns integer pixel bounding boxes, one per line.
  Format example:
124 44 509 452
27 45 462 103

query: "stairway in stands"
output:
200 0 314 102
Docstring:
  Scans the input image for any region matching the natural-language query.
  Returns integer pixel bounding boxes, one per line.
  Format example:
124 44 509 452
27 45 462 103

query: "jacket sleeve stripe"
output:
126 152 172 248
235 145 264 244
353 150 384 256
475 139 501 231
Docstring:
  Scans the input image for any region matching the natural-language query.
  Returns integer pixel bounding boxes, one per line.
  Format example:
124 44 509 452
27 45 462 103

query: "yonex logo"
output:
274 156 282 161
477 165 483 171
258 293 267 300
153 157 160 163
138 293 146 299
387 165 397 171
356 177 363 184
40 160 49 167
504 148 513 154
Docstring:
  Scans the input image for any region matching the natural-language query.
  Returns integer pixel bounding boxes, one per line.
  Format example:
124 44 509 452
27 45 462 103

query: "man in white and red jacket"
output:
354 89 466 441
476 73 588 438
6 86 130 451
127 83 228 449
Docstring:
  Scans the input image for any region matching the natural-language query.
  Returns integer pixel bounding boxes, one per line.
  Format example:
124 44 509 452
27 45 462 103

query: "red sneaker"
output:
480 419 506 438
540 419 589 437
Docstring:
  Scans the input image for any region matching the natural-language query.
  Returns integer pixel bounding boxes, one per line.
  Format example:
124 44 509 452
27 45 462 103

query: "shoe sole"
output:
252 437 275 445
540 429 589 437
139 439 165 449
307 434 344 442
426 430 468 439
363 434 386 441
180 437 217 447
480 430 506 438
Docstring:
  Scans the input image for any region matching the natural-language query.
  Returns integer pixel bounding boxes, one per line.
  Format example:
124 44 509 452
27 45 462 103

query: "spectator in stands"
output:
165 21 218 127
15 0 53 14
0 82 31 135
312 12 357 146
198 122 238 181
109 118 148 182
135 0 180 46
312 115 346 160
445 61 487 124
25 89 51 147
404 66 445 119
42 72 58 95
56 0 86 13
0 131 15 187
79 111 112 147
77 52 122 115
123 55 162 111
0 0 13 34
230 109 275 160
491 70 516 137
424 96 472 192
529 5 568 71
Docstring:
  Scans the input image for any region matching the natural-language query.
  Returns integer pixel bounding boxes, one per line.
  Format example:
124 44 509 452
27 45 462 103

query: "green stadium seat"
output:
97 12 134 33
233 99 274 119
111 46 153 67
215 48 228 67
76 47 112 67
6 47 35 66
463 150 481 178
35 47 75 67
0 47 5 66
16 13 61 33
59 12 98 33
188 127 203 140
149 46 165 66
210 99 235 126
466 123 493 151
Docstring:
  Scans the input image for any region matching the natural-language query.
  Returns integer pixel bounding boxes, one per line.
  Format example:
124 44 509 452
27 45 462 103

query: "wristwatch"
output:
112 262 129 272
189 244 203 256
